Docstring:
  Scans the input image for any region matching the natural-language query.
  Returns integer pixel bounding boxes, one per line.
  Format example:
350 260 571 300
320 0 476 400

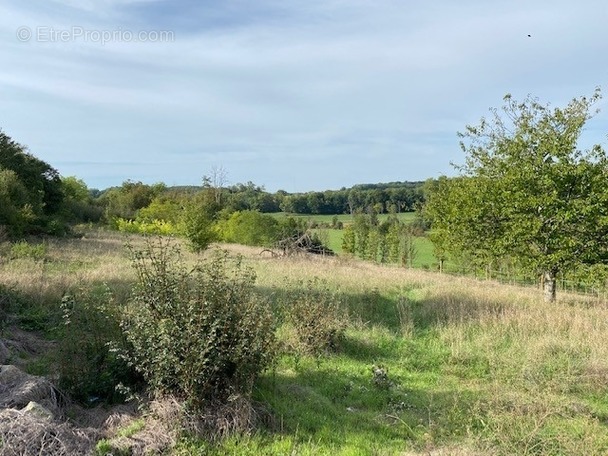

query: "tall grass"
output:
2 233 608 454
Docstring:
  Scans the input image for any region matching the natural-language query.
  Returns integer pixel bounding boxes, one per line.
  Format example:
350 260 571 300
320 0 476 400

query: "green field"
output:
313 228 437 269
271 212 437 269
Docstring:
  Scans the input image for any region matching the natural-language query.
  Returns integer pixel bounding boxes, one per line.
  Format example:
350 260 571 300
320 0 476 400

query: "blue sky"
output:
1 0 607 191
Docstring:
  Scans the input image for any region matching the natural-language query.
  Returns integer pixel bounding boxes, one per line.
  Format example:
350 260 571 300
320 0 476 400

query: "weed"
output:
9 240 48 261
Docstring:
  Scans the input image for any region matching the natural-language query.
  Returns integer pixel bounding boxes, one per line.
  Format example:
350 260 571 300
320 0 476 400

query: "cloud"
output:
0 0 607 191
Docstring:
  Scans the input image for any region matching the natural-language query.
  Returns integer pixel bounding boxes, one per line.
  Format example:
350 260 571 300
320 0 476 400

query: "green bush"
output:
283 278 347 356
217 210 280 247
56 285 139 404
115 217 180 236
181 199 218 252
122 239 275 410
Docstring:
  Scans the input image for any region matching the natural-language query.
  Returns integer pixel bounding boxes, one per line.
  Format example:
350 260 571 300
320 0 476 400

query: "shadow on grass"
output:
257 284 403 333
408 290 508 331
252 363 484 453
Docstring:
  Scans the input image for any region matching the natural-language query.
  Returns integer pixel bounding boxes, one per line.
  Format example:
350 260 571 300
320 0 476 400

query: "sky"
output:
1 0 607 192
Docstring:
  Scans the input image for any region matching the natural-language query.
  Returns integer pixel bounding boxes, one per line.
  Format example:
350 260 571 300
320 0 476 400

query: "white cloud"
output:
0 0 607 191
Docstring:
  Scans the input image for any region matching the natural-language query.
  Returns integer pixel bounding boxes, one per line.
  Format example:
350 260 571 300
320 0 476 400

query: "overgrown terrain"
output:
1 231 608 455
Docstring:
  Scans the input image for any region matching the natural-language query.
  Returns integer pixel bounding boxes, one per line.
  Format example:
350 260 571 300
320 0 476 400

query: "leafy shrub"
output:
217 210 280 247
115 217 179 236
10 240 47 261
283 278 347 356
181 200 218 252
122 239 275 410
57 285 139 403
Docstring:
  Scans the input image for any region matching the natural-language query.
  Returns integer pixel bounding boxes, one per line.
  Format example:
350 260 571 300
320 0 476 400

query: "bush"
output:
115 217 179 236
283 278 347 356
122 239 275 411
217 210 280 247
181 200 218 252
57 285 139 403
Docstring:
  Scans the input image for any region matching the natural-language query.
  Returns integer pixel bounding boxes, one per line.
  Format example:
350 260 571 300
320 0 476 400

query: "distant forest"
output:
98 180 425 217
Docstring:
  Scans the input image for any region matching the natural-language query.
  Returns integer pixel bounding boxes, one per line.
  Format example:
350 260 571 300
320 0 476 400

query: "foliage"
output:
57 285 138 403
114 218 179 236
0 168 33 237
425 89 608 301
282 278 347 356
278 182 424 215
136 195 184 224
99 180 166 221
0 129 66 235
60 176 102 223
9 241 48 261
180 192 220 252
122 240 276 410
217 210 280 247
341 225 356 254
344 214 419 266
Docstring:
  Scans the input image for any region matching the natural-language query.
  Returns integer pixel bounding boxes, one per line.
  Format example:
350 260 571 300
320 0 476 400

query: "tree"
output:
217 210 280 247
181 190 220 252
61 176 102 223
100 181 166 221
426 89 608 302
204 165 228 206
0 168 31 236
0 130 65 234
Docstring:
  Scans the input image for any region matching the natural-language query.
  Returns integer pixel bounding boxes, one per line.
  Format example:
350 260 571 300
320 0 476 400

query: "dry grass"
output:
0 408 98 456
3 233 608 454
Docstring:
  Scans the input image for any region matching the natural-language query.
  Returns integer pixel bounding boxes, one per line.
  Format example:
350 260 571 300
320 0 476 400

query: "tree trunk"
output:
543 270 557 303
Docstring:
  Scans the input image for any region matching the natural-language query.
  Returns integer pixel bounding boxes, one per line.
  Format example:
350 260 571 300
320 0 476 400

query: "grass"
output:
2 232 608 454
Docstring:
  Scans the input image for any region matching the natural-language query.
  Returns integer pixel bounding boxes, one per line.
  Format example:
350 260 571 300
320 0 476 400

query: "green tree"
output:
0 130 65 234
217 210 280 247
61 176 102 223
181 191 219 253
426 89 608 302
100 180 166 221
341 226 356 255
0 168 32 236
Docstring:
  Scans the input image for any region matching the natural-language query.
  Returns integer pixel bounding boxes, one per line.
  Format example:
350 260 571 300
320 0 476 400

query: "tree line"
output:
0 127 424 251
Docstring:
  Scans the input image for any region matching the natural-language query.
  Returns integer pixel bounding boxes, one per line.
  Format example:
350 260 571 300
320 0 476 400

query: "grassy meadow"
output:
2 230 608 455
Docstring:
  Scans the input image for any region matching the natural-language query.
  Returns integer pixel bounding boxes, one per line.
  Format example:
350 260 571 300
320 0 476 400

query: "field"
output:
271 212 437 268
2 231 608 455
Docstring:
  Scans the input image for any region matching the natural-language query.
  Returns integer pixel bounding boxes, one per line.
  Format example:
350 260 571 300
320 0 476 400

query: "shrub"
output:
122 239 275 411
217 210 280 247
283 278 347 356
115 217 179 236
180 200 218 252
57 285 139 403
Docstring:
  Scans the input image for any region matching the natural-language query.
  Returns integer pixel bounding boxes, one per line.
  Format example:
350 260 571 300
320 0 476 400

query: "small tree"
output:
426 89 608 301
181 191 220 252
